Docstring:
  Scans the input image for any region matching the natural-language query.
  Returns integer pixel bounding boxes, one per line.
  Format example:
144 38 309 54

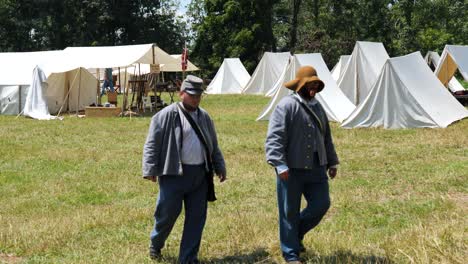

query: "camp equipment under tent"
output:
242 52 291 96
341 52 468 129
337 41 389 106
62 43 182 113
257 53 356 122
425 51 465 92
206 58 250 94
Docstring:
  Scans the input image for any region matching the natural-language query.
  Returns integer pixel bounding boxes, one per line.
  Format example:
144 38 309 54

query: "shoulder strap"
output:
292 96 324 135
177 102 217 202
176 103 211 162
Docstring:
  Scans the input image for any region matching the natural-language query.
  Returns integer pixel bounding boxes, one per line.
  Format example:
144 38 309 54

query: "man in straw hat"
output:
265 66 339 263
142 75 226 263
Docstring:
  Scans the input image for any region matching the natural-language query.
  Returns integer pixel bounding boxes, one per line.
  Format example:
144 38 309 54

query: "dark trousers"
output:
277 167 331 261
150 164 207 263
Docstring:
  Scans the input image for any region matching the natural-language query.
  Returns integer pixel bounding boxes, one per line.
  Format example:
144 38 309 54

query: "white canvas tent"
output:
242 52 291 95
161 54 199 72
434 45 468 87
206 58 250 94
62 44 180 70
0 51 97 116
342 52 468 129
331 55 350 81
425 51 465 92
257 53 356 122
337 41 389 105
113 54 199 86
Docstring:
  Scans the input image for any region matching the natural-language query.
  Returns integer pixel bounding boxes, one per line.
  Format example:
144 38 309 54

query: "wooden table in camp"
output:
85 106 121 117
155 82 178 103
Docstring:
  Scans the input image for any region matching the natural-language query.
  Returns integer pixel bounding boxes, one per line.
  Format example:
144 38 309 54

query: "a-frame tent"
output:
242 52 291 96
342 52 468 129
425 51 465 92
337 41 389 105
434 45 468 86
331 55 350 81
257 53 356 122
206 58 250 94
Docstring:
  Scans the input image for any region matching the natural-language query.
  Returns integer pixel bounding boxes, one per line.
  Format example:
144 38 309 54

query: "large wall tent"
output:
342 52 468 129
331 55 350 81
1 44 182 118
206 58 250 94
425 51 465 92
242 52 291 96
434 45 468 86
257 53 356 122
337 41 389 105
62 44 179 69
0 51 97 116
64 44 181 89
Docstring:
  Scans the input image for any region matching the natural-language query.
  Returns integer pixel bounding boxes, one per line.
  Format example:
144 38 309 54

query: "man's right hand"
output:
278 170 289 181
146 176 157 182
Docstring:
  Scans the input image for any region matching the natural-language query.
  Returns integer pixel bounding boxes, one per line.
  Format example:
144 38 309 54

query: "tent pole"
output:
18 86 22 114
123 67 128 114
97 68 101 105
77 68 81 116
355 56 359 105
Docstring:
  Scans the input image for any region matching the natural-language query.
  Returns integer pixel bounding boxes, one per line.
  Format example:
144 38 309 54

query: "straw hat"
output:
284 66 325 92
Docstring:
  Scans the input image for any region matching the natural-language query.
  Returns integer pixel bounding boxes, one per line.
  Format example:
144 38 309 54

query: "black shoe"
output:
149 247 162 260
299 241 306 253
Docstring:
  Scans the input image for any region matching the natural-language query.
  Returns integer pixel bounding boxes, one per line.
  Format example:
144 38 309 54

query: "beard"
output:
298 88 314 100
182 102 198 111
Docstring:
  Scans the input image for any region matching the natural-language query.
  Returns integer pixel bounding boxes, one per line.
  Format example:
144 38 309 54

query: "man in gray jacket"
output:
142 75 226 264
265 66 339 264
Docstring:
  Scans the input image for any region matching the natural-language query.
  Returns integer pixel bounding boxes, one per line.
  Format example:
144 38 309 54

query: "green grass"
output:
0 94 467 263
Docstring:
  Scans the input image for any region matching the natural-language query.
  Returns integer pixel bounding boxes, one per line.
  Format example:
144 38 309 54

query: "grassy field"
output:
0 94 467 264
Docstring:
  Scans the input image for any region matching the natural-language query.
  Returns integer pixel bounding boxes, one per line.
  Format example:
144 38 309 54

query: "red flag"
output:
181 46 188 71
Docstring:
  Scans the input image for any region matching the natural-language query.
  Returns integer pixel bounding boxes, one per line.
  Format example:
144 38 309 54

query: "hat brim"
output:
284 76 324 93
183 88 204 95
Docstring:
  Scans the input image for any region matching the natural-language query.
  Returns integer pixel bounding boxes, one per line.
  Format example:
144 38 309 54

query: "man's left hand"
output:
328 168 337 179
218 173 226 183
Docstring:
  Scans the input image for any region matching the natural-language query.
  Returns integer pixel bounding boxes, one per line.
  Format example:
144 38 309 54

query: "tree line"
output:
1 0 466 78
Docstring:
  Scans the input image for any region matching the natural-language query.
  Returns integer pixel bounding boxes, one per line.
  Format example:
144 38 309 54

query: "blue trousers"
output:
276 166 330 261
100 79 114 96
150 164 207 263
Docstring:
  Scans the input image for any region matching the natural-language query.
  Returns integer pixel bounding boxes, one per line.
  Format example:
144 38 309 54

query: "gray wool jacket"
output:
265 94 339 170
142 103 226 178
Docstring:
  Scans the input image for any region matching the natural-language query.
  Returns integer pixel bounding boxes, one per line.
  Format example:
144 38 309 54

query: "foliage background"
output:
0 0 466 77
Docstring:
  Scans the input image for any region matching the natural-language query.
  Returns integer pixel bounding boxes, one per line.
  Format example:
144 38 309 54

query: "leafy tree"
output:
191 0 279 77
0 0 186 53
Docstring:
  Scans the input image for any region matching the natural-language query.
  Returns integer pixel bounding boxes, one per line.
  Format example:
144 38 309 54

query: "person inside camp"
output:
142 75 227 263
265 66 339 264
100 68 114 96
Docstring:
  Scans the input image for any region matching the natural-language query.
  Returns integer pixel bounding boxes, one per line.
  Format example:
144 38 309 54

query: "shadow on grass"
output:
207 248 271 263
154 249 392 264
303 250 394 264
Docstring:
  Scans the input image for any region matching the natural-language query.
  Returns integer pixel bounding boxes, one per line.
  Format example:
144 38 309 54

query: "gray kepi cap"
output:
181 75 204 95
